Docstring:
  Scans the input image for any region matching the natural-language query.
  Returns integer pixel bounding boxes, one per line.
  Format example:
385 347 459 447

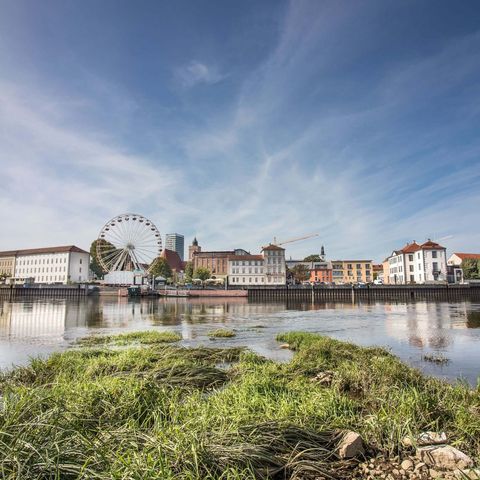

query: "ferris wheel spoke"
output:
102 249 124 270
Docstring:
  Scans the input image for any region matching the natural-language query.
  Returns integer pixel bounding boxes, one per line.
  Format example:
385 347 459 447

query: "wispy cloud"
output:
174 61 226 88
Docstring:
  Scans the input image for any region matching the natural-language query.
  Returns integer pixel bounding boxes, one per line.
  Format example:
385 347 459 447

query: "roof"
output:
192 250 235 257
420 240 446 250
228 254 263 261
401 241 421 253
0 245 89 257
331 260 372 263
452 253 480 260
160 249 184 271
262 244 285 251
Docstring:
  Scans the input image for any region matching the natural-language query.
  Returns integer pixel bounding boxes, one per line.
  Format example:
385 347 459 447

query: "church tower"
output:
188 237 201 261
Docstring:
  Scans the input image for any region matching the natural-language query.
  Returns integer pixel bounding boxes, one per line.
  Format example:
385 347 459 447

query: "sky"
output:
0 0 479 262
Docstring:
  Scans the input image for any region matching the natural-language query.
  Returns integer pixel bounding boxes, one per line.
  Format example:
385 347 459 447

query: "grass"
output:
78 330 182 346
0 331 479 479
208 328 236 338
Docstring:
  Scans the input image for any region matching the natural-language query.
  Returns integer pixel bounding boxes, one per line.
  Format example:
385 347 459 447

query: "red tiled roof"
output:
420 240 446 250
401 242 421 253
161 249 184 271
262 244 285 251
454 253 480 260
0 245 89 257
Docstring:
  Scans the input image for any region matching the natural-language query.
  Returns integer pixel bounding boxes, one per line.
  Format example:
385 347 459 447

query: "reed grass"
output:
0 331 478 479
208 329 236 338
78 330 182 346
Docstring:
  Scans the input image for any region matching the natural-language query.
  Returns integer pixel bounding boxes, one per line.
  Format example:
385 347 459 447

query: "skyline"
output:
1 0 480 263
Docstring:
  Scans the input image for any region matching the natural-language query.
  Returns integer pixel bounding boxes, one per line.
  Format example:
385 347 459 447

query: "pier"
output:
247 284 480 302
0 285 92 300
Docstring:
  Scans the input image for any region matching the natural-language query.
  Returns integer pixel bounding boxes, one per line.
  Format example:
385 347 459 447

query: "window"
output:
417 252 420 259
432 251 437 258
356 264 361 269
418 263 421 270
410 275 414 282
409 254 413 261
433 262 439 272
80 259 82 264
409 265 414 272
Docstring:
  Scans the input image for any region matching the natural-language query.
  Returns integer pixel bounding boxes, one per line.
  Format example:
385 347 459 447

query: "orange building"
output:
309 267 332 283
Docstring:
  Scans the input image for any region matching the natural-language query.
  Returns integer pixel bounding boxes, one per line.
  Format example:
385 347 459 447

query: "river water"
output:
0 297 479 385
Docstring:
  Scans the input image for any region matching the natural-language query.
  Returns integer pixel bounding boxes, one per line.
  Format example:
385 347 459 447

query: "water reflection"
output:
0 298 479 384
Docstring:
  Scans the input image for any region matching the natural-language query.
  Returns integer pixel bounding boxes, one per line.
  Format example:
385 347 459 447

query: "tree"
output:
89 239 111 279
304 254 321 262
184 262 194 282
462 259 480 280
193 267 211 281
291 264 310 283
150 257 173 280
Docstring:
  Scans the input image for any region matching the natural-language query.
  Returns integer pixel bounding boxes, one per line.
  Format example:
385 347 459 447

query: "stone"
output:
311 370 334 386
337 431 365 459
279 343 290 349
401 459 414 471
403 431 448 447
429 469 441 478
417 445 474 471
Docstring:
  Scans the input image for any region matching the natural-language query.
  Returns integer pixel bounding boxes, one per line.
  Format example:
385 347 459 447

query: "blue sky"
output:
1 0 479 262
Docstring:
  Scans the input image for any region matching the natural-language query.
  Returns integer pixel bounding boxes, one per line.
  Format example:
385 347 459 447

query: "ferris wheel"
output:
96 213 162 274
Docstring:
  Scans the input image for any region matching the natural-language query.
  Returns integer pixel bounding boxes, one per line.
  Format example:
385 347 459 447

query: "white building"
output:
228 254 265 286
228 244 286 286
386 240 447 284
2 245 90 284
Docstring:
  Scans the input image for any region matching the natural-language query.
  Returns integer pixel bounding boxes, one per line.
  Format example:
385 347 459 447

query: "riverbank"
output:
0 331 478 478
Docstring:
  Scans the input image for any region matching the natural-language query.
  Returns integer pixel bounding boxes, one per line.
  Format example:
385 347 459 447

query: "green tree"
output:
303 254 321 262
150 257 173 280
292 264 310 283
462 259 480 280
184 262 194 282
89 239 113 279
193 267 211 281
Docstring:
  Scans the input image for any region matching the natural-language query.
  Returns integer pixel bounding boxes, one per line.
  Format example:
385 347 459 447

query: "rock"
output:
279 343 290 349
417 445 473 470
403 431 448 447
311 370 334 386
401 459 414 471
429 469 441 478
337 431 365 459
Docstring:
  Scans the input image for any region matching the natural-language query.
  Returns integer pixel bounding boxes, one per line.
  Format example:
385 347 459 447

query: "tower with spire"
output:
188 237 201 261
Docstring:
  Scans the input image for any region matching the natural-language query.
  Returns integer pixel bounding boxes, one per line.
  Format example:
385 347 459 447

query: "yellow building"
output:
331 260 373 284
0 254 16 278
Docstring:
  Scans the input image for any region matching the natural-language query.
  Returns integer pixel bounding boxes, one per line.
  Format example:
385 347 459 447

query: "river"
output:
0 297 479 384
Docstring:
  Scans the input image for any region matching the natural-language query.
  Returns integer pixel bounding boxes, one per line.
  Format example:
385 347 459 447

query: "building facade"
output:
262 244 286 285
331 260 373 284
165 233 185 261
228 254 265 286
193 248 250 279
386 240 447 284
447 253 480 284
228 245 286 286
0 255 16 278
0 246 90 284
309 261 333 283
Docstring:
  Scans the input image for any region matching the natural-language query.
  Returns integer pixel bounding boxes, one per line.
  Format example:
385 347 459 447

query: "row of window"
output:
230 277 265 283
231 260 262 266
17 266 72 274
17 257 70 266
232 267 264 274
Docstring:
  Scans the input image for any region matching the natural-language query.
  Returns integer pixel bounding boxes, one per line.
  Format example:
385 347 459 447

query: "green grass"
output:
79 330 182 346
208 328 236 338
0 331 479 479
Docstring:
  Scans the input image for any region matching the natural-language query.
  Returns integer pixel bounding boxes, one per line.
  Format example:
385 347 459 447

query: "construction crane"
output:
262 233 319 250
